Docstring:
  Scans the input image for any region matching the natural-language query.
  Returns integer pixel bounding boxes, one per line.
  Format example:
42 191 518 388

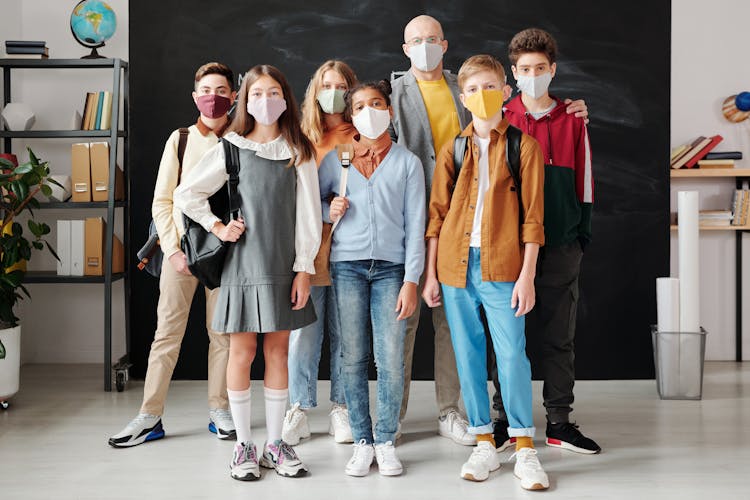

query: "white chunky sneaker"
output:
461 440 501 481
512 447 550 490
230 441 260 481
208 408 236 440
329 404 354 443
345 439 375 477
108 413 164 448
260 439 309 478
438 410 476 446
281 402 310 446
374 441 403 476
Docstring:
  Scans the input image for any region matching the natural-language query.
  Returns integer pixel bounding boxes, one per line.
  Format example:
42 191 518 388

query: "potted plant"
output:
0 148 58 409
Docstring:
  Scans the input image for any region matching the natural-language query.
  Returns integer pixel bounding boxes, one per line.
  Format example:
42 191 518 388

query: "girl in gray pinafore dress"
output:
174 65 321 482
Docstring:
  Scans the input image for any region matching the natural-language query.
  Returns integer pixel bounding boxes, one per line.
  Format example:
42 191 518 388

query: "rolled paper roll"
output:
678 191 700 333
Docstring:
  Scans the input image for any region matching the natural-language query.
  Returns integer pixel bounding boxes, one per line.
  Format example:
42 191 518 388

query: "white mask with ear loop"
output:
408 42 444 72
352 106 391 139
515 72 553 99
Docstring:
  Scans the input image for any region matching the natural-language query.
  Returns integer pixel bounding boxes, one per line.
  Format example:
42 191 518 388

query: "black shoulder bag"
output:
137 127 189 277
452 124 523 228
181 138 241 290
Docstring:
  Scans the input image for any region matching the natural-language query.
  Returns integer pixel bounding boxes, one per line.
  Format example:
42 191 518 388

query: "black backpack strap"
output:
221 138 241 220
505 124 524 229
452 135 468 191
176 127 189 184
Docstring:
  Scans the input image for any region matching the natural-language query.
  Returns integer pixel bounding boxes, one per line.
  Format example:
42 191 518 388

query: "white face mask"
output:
408 42 444 72
515 72 553 99
352 106 391 140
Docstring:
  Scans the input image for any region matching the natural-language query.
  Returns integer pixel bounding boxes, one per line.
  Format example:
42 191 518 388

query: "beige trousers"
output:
400 276 464 420
140 259 229 416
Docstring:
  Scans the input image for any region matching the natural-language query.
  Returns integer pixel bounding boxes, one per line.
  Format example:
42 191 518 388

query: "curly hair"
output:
508 28 558 66
343 79 392 122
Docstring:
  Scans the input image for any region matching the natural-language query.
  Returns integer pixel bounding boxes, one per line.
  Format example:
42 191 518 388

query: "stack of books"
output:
697 151 743 169
670 135 723 169
699 210 733 227
732 190 750 226
4 40 49 59
81 91 113 130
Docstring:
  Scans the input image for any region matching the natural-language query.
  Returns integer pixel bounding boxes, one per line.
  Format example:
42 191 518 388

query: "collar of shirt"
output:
351 132 393 179
196 116 229 138
460 117 510 139
224 131 294 161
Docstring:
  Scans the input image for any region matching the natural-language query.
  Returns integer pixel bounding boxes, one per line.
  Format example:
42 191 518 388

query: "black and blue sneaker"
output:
108 414 165 448
209 408 236 440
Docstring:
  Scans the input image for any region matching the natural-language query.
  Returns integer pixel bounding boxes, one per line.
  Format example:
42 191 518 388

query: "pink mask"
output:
195 94 232 119
247 97 287 125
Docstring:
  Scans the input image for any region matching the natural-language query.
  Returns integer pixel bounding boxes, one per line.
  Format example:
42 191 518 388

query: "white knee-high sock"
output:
264 387 288 444
227 387 252 444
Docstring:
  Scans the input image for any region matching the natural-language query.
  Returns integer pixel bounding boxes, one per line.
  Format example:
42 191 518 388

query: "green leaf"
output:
0 157 15 169
32 241 43 250
47 178 63 189
27 147 40 166
13 164 32 175
44 240 60 262
40 184 52 197
0 339 5 359
1 274 20 288
18 283 30 299
28 220 43 237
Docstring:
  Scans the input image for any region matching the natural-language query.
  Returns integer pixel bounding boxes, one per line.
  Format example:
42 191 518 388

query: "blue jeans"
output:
331 260 406 445
288 285 345 408
441 247 535 438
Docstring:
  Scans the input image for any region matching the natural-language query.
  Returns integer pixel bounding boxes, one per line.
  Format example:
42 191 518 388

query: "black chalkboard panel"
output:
129 0 670 381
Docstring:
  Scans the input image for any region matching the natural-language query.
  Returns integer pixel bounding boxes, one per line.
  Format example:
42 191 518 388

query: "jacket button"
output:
465 232 470 236
461 259 466 264
469 205 474 209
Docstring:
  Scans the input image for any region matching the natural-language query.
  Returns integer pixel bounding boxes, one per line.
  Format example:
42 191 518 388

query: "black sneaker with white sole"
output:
546 421 601 454
492 418 515 452
108 414 165 448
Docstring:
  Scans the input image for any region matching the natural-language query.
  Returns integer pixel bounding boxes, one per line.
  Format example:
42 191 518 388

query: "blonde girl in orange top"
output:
282 60 359 446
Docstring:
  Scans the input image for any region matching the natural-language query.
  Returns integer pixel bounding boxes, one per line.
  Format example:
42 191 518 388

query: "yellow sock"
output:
476 433 495 448
515 436 534 450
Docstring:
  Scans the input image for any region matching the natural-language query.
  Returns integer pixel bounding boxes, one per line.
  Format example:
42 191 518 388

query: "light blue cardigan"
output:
318 142 426 284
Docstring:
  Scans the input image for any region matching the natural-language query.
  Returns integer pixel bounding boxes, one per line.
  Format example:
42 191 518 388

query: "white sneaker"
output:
512 447 550 490
230 441 260 481
108 413 164 448
209 408 236 440
374 441 403 476
438 410 476 446
329 404 354 443
260 439 309 478
345 439 375 477
461 441 501 481
281 403 310 446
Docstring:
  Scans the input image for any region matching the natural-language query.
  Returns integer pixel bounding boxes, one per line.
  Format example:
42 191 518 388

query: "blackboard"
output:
129 0 670 381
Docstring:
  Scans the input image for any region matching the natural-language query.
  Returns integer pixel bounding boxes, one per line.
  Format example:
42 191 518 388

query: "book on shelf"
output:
4 46 49 56
5 40 46 48
100 91 112 130
670 136 705 168
699 210 733 226
705 151 743 160
732 190 749 226
697 159 735 168
3 53 49 59
671 144 689 162
683 135 723 168
80 91 112 130
94 92 104 130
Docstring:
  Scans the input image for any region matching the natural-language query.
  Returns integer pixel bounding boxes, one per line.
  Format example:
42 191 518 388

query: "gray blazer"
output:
389 69 472 196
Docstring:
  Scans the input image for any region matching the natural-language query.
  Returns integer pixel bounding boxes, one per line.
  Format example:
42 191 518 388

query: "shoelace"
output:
330 407 348 426
468 442 495 464
375 442 397 463
236 442 257 465
277 441 300 460
509 448 543 471
351 439 371 462
286 404 305 426
212 408 232 423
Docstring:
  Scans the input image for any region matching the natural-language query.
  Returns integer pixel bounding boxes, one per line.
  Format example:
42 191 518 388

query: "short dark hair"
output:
194 62 234 89
344 79 392 121
508 28 558 66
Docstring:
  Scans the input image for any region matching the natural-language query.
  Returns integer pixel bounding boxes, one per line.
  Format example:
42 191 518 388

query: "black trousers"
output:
491 241 583 424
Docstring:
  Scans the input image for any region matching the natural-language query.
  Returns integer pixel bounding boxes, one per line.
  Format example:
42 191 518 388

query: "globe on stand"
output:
70 0 117 59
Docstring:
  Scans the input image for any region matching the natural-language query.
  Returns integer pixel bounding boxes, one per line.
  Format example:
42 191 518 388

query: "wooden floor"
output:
0 362 747 499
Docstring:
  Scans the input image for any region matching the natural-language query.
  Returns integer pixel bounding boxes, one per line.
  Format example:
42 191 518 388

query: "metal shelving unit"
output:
1 58 131 391
670 168 749 361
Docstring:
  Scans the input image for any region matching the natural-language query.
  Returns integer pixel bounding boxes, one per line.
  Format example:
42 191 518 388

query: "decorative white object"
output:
677 191 700 332
0 326 21 405
70 110 82 130
48 174 72 202
0 102 35 131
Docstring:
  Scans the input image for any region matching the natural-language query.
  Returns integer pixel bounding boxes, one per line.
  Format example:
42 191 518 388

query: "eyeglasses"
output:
405 36 443 47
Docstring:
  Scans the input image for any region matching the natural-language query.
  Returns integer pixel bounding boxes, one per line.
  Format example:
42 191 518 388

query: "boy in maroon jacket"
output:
492 27 600 454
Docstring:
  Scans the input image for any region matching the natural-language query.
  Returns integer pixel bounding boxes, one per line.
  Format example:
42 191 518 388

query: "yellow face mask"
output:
463 89 504 120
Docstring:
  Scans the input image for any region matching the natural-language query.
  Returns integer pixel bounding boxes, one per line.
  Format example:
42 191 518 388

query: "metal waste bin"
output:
651 326 707 400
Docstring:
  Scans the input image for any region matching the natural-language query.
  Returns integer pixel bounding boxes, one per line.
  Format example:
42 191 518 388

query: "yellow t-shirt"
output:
416 77 461 155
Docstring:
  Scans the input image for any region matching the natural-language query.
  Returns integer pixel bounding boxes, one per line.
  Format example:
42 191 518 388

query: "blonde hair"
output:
300 60 359 146
457 54 507 90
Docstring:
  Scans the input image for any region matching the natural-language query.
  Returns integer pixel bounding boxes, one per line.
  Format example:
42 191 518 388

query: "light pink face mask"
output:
247 97 287 125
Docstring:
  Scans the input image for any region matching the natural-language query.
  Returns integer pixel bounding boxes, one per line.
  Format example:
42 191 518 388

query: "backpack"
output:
452 124 523 227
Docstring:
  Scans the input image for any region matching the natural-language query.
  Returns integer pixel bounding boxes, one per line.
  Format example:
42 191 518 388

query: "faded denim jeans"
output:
331 260 406 445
